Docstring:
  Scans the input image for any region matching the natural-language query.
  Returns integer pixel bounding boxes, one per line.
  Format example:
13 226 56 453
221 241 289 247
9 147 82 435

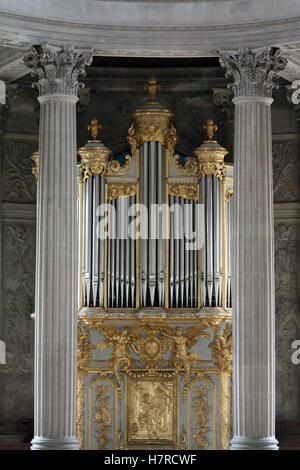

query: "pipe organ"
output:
77 78 233 450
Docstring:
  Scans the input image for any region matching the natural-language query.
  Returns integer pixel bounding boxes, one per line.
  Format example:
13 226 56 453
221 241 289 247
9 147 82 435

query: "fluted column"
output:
220 48 286 450
24 45 92 450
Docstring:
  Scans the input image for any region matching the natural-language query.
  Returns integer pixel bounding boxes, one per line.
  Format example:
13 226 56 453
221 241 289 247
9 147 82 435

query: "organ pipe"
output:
77 86 234 313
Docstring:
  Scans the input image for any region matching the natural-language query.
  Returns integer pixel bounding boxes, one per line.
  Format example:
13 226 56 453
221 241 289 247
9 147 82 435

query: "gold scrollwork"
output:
192 384 213 449
94 385 112 450
107 182 137 201
209 323 232 371
106 154 134 176
225 188 234 201
31 151 39 180
168 182 198 201
78 152 110 182
169 154 198 176
127 120 178 155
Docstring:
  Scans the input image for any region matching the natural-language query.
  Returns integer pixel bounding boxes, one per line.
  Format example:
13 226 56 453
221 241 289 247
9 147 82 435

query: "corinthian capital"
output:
219 48 287 98
23 44 93 97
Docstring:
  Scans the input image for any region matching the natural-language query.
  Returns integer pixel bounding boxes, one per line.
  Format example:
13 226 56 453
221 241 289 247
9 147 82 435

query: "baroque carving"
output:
94 385 112 450
219 47 287 98
168 182 198 201
169 154 198 176
1 224 35 420
31 151 39 181
23 44 93 96
106 154 134 176
273 141 299 202
107 182 137 201
209 323 232 371
191 385 212 449
274 223 298 418
4 140 36 203
212 88 234 124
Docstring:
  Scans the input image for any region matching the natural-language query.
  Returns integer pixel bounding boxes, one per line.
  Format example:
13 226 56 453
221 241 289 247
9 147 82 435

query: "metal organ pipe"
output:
140 143 148 306
157 143 165 307
149 141 157 306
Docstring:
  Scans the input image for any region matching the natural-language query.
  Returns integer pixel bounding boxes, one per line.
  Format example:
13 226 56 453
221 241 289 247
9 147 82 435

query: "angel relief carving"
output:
96 323 210 380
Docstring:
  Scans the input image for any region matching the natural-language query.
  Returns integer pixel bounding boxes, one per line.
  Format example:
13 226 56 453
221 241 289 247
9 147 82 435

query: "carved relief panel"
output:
77 313 232 450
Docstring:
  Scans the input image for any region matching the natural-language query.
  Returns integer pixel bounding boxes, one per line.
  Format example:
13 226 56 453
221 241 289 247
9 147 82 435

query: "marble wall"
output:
0 68 299 432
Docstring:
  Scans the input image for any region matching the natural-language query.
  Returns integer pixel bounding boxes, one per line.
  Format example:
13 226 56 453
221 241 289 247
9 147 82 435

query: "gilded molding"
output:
219 371 231 450
107 182 137 200
219 47 287 98
31 151 39 181
168 182 198 201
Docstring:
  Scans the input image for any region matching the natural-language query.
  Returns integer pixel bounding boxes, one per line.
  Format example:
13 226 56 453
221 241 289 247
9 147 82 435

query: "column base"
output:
31 436 80 450
230 436 279 450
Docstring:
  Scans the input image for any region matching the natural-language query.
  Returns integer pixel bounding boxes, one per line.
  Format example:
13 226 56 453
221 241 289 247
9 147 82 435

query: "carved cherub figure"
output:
97 325 136 369
161 325 210 369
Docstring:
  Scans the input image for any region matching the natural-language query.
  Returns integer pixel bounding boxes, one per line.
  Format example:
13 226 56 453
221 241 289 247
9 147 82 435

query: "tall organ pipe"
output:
169 195 174 308
199 178 207 306
99 178 105 306
130 195 135 308
140 143 148 306
149 141 157 306
213 178 221 306
157 143 165 306
92 175 100 306
84 176 92 305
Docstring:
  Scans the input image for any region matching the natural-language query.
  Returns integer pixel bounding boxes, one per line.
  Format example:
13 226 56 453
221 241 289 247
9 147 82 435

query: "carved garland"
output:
107 182 137 201
168 182 198 201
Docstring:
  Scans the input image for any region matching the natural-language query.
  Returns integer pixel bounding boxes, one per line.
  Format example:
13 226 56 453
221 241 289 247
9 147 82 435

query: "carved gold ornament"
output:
169 154 198 176
144 76 161 104
209 323 232 371
94 385 112 449
78 118 111 181
193 119 228 180
203 119 218 141
107 182 137 201
126 376 177 446
77 316 232 450
106 154 134 176
135 323 168 369
127 78 178 154
127 115 177 154
88 118 102 141
168 182 198 201
31 151 39 180
225 188 234 201
192 385 213 449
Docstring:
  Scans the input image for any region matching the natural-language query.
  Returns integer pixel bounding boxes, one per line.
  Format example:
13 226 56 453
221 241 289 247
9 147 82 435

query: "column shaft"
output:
32 95 79 450
231 97 277 449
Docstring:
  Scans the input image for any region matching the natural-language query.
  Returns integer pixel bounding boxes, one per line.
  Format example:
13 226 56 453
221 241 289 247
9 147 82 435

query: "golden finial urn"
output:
127 77 178 154
194 119 228 180
78 118 111 181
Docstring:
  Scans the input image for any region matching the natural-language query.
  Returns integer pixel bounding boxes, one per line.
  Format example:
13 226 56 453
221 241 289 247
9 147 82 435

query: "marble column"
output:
24 45 92 450
220 48 286 450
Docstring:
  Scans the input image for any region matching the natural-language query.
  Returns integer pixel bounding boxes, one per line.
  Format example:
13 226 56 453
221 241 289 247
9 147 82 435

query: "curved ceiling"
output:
0 0 299 57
